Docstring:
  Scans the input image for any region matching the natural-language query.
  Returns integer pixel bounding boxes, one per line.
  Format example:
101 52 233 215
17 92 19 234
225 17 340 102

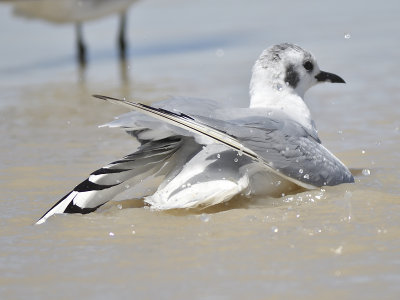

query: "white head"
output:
249 43 345 128
250 43 345 101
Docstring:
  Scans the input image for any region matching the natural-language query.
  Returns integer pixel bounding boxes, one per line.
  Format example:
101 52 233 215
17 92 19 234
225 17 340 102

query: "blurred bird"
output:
36 43 354 224
11 0 138 65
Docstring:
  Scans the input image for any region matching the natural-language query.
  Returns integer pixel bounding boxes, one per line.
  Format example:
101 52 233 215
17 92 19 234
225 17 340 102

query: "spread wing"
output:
93 95 354 188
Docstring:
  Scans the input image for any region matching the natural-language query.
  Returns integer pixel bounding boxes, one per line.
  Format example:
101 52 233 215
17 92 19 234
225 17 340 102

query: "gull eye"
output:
303 61 313 72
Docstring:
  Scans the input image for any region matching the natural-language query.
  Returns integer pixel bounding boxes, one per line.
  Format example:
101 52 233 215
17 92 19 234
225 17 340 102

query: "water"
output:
1 0 400 298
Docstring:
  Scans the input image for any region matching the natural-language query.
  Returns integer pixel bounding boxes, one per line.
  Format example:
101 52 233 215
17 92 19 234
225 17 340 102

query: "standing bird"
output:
12 0 137 65
36 43 354 224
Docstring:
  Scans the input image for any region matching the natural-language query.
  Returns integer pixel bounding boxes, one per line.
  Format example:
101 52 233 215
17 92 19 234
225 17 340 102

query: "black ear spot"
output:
303 61 314 72
285 64 299 88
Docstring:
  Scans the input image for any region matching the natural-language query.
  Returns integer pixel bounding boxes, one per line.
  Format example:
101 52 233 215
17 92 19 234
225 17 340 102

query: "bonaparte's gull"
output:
12 0 137 64
36 43 353 224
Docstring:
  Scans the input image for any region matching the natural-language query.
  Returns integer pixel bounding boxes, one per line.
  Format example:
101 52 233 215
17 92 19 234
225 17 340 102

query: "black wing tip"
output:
139 103 195 121
64 202 101 214
93 94 109 101
92 94 125 102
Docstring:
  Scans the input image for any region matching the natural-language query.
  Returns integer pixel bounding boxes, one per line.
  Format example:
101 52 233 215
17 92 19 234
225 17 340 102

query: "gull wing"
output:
36 137 183 224
94 95 354 188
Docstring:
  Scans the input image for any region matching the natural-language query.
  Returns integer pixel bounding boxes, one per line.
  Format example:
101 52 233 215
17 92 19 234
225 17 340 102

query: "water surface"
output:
0 0 399 299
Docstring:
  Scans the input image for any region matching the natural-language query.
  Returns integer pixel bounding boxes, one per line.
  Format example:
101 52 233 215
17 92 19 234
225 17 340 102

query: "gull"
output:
36 43 354 224
11 0 138 65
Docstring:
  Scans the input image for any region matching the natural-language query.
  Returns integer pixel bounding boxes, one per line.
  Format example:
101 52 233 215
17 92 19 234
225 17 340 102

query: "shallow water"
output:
1 0 400 299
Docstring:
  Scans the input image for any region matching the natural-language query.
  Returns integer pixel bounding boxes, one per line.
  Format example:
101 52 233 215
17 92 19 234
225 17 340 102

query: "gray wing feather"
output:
193 115 353 186
94 95 354 188
102 96 223 143
36 137 183 224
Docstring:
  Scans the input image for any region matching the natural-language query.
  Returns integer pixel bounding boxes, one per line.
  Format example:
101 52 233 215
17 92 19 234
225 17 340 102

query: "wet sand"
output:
1 0 399 299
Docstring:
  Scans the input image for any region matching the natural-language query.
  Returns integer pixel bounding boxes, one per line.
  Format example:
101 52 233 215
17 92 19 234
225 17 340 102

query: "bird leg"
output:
75 22 86 67
118 12 127 60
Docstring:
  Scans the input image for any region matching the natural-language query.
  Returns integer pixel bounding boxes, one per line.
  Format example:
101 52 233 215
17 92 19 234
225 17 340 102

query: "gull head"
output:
250 43 345 100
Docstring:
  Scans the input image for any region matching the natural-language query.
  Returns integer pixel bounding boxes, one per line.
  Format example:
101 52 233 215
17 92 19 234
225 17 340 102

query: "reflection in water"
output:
76 54 131 88
119 56 131 89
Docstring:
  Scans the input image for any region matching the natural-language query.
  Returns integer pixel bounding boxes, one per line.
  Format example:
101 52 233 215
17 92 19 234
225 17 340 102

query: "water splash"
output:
362 169 371 176
271 226 279 233
199 213 211 223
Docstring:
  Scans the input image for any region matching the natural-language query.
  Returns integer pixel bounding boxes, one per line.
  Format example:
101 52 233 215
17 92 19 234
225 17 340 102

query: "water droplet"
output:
299 169 304 174
234 158 238 163
125 184 130 189
217 154 221 158
344 33 351 39
216 48 224 57
275 83 283 91
296 214 300 218
131 230 136 235
332 245 343 255
281 193 285 197
245 215 257 222
275 180 281 186
117 204 122 210
109 232 115 237
271 226 279 233
361 150 366 154
362 168 371 176
199 213 211 223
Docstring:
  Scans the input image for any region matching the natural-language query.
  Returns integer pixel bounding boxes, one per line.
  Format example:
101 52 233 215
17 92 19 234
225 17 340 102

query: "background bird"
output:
11 0 138 66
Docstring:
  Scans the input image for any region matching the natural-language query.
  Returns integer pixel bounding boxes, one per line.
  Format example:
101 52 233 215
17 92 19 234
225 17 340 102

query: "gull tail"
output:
36 137 182 224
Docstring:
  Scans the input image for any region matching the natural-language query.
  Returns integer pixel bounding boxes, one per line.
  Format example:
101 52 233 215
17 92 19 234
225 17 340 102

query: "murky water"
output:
1 0 399 298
